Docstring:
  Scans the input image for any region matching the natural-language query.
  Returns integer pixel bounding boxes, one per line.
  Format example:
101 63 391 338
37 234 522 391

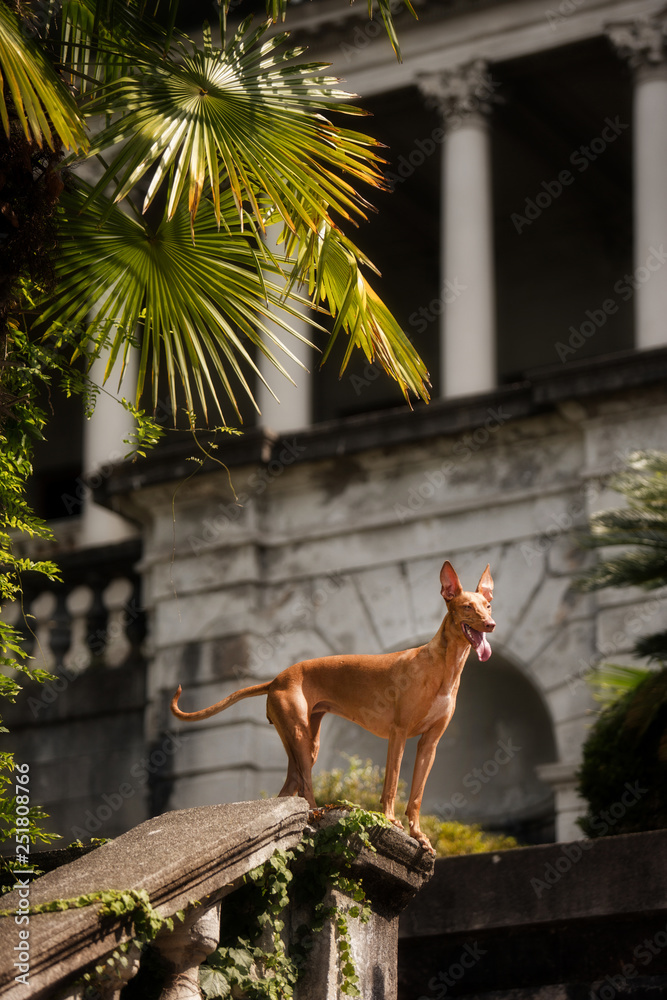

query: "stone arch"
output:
315 641 557 843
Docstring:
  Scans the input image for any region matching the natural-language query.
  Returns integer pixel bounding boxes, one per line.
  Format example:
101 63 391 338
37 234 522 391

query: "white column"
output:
81 349 139 547
257 313 312 433
257 227 313 432
608 12 667 350
418 61 497 399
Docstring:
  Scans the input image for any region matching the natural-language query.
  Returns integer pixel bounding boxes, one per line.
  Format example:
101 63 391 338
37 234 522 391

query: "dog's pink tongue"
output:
477 633 492 662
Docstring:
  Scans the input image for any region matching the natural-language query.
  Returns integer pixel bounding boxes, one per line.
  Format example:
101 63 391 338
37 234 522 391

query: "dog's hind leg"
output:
268 692 318 808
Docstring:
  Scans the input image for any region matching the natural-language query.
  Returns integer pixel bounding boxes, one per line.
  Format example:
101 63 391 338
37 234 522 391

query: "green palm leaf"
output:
0 3 87 151
285 219 430 403
38 182 315 423
262 0 418 62
80 18 386 231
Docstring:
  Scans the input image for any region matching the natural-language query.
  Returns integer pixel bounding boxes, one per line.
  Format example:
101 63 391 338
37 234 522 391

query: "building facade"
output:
7 0 667 847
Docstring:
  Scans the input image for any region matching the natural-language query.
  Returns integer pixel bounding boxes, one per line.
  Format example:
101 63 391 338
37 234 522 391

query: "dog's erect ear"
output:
476 564 494 602
440 561 462 602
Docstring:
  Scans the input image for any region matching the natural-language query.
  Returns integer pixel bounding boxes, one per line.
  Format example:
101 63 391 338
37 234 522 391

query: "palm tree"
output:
0 0 427 426
577 450 667 668
575 451 667 836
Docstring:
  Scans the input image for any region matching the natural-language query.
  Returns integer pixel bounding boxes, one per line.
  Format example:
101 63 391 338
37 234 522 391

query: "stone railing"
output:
5 539 145 678
0 800 434 1000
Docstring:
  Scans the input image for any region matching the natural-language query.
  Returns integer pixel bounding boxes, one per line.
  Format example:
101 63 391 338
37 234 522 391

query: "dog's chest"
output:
414 688 455 733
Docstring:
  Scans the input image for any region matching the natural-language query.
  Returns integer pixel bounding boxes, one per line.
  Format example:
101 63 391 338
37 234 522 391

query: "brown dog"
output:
171 560 495 852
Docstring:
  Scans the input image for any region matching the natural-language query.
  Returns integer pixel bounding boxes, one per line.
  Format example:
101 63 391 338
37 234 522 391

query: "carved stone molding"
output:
607 8 667 71
417 59 499 124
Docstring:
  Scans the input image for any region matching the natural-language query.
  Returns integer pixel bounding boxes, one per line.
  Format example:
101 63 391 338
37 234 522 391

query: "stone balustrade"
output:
0 799 434 1000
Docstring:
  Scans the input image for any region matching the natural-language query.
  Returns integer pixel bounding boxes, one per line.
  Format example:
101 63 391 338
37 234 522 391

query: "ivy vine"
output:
200 806 393 1000
0 886 186 996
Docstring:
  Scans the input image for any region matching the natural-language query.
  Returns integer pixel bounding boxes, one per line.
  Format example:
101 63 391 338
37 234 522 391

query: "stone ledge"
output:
399 827 667 938
92 346 667 511
0 799 309 1000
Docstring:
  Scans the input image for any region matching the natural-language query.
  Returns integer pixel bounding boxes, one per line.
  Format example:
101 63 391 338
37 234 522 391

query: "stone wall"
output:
96 349 667 843
398 828 667 1000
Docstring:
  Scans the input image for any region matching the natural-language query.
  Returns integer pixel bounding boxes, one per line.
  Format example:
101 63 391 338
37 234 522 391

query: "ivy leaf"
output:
199 964 231 998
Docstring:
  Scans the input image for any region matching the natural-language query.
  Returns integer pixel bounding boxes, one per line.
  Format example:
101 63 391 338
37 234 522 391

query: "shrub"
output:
577 669 667 837
313 755 518 857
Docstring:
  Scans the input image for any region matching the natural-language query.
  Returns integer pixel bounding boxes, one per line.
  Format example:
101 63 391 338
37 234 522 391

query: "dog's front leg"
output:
381 726 408 830
406 724 447 854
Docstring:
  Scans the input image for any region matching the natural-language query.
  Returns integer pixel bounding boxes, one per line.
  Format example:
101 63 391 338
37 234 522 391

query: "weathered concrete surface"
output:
398 829 667 1000
292 810 434 1000
0 799 309 1000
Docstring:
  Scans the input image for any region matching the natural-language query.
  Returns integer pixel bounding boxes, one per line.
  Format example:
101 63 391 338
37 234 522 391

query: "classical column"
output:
80 348 139 547
418 60 498 399
257 227 313 431
608 11 667 350
256 316 313 432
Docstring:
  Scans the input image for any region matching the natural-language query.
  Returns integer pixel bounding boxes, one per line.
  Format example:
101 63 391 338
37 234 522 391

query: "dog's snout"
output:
486 619 496 632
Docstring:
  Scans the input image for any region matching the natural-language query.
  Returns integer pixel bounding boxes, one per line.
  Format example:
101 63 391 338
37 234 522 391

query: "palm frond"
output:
0 3 87 151
284 219 430 403
263 0 418 61
576 551 667 592
80 18 386 232
634 631 667 665
576 451 667 593
37 182 316 424
587 663 653 707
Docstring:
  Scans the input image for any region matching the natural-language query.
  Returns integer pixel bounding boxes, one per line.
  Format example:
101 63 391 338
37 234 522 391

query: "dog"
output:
171 560 495 852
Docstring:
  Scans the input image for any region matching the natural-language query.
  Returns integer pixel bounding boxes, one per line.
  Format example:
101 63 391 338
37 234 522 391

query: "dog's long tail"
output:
170 681 272 721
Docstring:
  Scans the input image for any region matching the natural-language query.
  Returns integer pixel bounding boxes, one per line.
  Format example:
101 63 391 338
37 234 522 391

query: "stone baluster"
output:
124 574 146 668
418 60 499 399
85 572 109 668
153 903 222 999
50 586 72 673
607 10 667 350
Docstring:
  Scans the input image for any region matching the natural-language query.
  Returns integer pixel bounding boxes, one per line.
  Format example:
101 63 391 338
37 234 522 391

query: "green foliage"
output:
2 0 430 427
200 808 393 1000
0 884 186 995
574 451 667 835
585 663 653 708
313 755 518 858
576 451 667 665
577 669 667 837
0 290 164 862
